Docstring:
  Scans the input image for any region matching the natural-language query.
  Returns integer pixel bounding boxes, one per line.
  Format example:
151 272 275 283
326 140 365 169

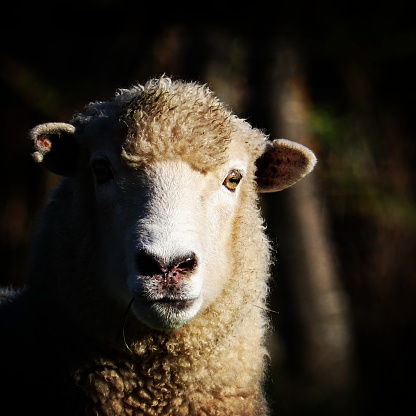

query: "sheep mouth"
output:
141 298 198 310
155 299 196 309
130 296 203 330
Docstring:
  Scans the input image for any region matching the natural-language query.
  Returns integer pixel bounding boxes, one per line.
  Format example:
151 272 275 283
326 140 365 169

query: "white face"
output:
91 154 248 330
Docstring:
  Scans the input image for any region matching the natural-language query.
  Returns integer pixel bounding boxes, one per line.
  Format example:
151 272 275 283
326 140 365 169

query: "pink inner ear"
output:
37 135 52 151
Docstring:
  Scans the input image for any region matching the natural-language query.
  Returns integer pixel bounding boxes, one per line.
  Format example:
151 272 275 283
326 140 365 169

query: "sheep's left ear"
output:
255 138 317 193
30 122 79 176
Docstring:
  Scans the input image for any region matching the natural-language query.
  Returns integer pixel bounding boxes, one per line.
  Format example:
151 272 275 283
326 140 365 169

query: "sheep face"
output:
86 133 252 330
29 77 317 335
125 158 247 329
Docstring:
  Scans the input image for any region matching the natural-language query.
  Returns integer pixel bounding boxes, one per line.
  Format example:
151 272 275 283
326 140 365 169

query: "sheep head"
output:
29 77 316 334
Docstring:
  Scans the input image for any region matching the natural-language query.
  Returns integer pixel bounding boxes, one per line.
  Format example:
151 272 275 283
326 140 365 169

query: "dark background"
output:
1 2 415 415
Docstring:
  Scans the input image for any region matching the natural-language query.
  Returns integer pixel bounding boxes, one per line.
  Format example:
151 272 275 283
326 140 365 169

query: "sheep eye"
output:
91 158 114 184
223 169 242 192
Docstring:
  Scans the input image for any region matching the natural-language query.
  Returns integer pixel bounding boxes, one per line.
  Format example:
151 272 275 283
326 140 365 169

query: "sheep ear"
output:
255 138 317 193
30 122 79 176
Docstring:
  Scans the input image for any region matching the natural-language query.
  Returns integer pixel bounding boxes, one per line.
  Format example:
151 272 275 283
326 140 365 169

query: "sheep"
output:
0 75 316 416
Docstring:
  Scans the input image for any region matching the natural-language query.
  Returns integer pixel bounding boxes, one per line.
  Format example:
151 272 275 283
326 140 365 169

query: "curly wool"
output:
71 77 240 172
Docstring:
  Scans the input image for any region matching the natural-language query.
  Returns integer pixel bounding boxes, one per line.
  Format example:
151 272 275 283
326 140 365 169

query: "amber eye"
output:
91 158 114 184
223 169 243 192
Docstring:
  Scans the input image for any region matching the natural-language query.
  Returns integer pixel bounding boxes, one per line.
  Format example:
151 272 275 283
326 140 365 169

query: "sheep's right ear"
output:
30 122 79 176
255 138 317 192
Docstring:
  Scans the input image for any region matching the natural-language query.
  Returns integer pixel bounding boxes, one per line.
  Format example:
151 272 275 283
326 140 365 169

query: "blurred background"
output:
1 1 415 415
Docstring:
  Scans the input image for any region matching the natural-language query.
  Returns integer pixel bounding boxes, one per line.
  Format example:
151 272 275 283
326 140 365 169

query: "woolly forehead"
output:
120 85 246 172
72 81 266 172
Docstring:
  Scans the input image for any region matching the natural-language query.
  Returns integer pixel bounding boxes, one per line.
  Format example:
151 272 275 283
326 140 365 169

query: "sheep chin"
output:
131 296 203 330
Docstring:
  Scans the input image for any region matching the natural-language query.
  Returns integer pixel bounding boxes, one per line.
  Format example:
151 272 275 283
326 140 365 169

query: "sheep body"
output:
0 76 316 415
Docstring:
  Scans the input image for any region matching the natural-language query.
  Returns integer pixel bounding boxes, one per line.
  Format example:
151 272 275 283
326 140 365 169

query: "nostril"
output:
136 249 163 276
167 253 197 283
176 253 197 273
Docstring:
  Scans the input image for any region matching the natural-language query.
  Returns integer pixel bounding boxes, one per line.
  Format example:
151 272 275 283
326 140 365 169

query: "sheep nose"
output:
136 249 198 282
